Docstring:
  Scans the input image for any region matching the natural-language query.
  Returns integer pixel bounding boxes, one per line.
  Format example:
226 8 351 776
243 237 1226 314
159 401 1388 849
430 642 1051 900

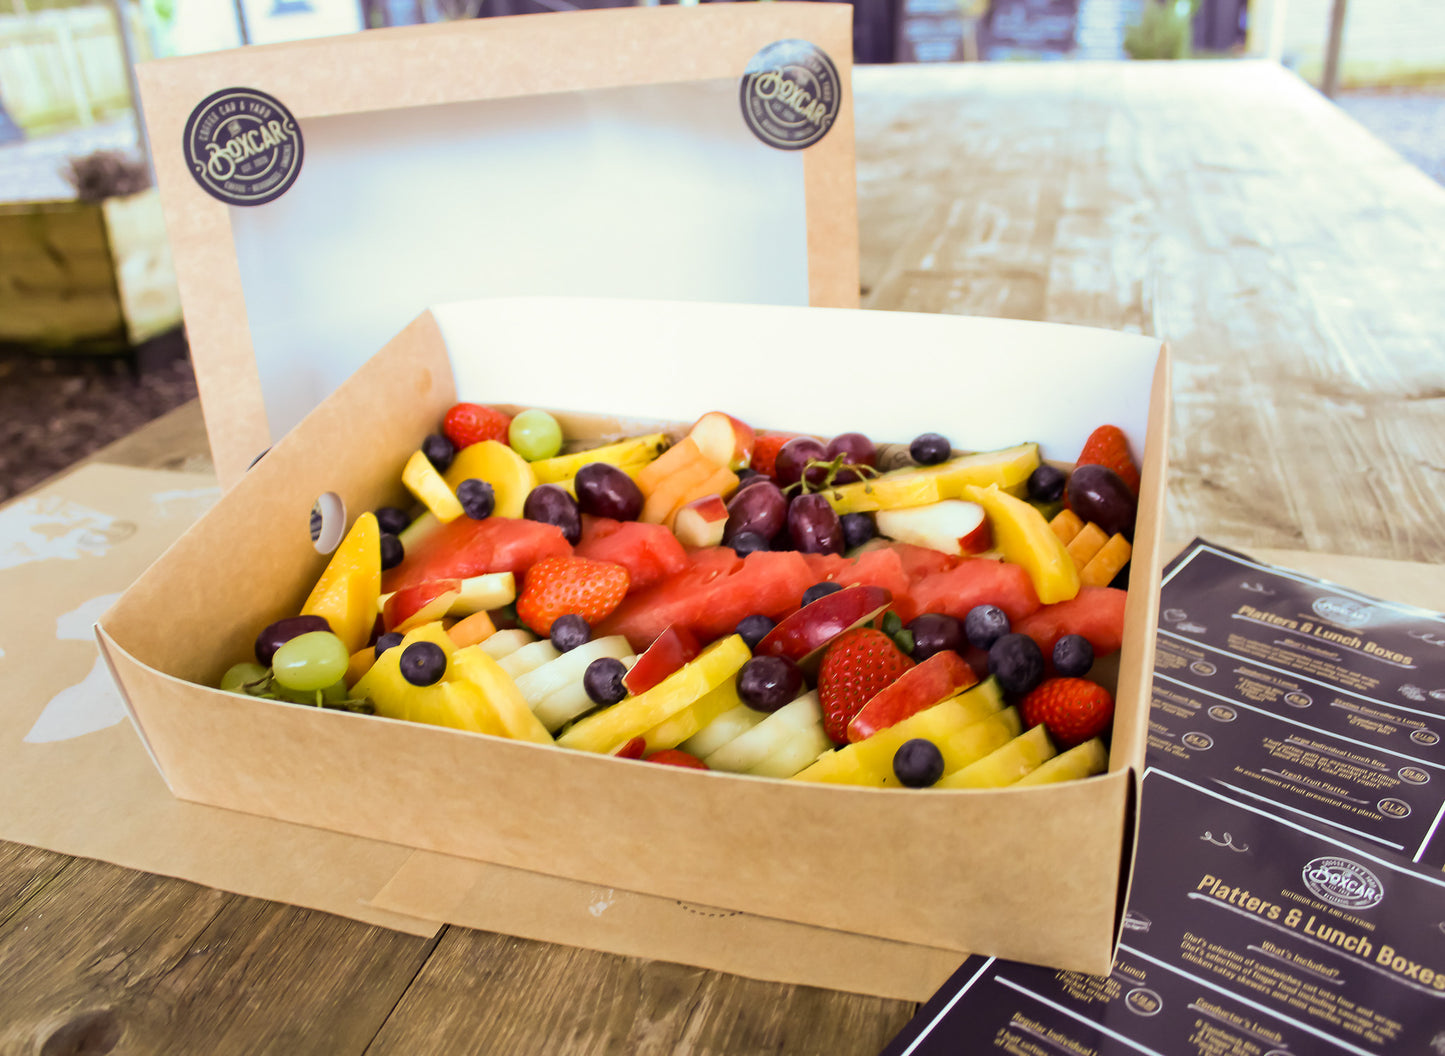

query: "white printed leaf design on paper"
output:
23 593 128 744
0 495 135 572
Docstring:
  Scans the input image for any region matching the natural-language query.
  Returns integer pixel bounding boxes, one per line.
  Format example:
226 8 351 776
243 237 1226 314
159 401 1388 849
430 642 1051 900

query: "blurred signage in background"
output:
980 0 1080 59
238 0 363 44
895 0 986 63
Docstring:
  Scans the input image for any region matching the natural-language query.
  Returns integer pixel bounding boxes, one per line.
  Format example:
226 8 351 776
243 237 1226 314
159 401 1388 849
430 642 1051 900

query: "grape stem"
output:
783 455 879 496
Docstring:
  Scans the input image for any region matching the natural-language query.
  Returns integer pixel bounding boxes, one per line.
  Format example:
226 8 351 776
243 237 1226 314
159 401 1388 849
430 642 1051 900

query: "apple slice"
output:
688 411 756 471
625 625 702 695
754 585 893 670
937 724 1055 789
846 649 979 743
451 572 517 615
478 627 537 660
672 495 729 549
876 500 991 556
678 702 767 759
703 692 823 773
497 639 562 678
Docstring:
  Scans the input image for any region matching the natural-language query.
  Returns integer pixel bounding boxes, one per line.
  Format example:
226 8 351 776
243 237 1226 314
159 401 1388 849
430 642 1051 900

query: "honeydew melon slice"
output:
1014 737 1108 785
533 654 636 734
514 636 633 707
680 703 766 760
498 639 561 678
704 692 823 773
556 635 749 754
937 724 1055 789
747 722 833 779
479 628 539 661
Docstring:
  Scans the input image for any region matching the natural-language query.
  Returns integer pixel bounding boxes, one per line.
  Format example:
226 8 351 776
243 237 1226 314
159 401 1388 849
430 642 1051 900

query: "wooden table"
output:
5 61 1444 1054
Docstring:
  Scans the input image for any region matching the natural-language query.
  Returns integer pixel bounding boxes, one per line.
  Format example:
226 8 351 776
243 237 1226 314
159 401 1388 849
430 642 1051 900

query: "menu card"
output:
882 540 1445 1055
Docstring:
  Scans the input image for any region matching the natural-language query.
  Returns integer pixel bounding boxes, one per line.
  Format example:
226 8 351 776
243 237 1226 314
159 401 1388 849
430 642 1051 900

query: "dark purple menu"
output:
881 540 1445 1055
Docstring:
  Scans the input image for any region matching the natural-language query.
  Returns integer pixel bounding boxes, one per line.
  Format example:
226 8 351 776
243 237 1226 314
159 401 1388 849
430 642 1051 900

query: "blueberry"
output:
802 581 843 607
457 478 496 520
989 633 1045 695
730 531 769 557
374 631 404 658
550 614 591 652
908 613 966 662
735 614 776 651
736 656 803 712
909 433 951 466
735 468 760 487
380 533 404 571
840 512 876 549
964 604 1011 651
375 506 411 535
1053 634 1094 677
583 657 628 705
1027 464 1067 503
893 738 945 788
399 641 447 686
421 433 455 473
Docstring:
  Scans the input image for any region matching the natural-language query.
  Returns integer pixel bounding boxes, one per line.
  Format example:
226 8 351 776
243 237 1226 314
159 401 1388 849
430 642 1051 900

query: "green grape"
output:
321 680 350 704
508 408 563 462
220 661 268 694
272 631 350 692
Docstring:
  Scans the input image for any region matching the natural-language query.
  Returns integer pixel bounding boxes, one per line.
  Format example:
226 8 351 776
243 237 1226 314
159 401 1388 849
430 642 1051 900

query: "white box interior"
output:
231 81 809 443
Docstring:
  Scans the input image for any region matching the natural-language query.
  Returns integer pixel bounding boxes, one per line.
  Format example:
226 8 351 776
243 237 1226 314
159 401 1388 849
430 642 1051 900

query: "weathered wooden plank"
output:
0 841 71 930
365 928 916 1056
0 856 439 1056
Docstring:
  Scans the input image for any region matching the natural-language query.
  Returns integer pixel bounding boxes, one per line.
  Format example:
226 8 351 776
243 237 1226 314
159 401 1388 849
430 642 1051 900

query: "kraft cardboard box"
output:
97 296 1170 977
135 5 860 489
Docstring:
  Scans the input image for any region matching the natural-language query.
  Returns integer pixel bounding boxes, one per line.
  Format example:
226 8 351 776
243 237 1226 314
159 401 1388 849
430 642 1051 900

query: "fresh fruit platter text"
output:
221 405 1142 790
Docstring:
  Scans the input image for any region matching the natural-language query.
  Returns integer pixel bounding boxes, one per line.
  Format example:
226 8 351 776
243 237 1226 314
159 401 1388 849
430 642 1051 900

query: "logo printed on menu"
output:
183 87 303 206
739 40 840 151
1301 856 1385 910
1311 596 1374 630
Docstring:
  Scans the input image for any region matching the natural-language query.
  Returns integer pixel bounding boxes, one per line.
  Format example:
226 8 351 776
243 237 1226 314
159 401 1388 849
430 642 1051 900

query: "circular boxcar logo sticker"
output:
1302 856 1384 910
183 87 303 206
739 40 840 151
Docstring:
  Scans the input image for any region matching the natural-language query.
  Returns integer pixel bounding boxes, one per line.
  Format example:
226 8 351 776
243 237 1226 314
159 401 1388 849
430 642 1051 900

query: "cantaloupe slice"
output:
639 455 716 524
636 437 705 494
1065 522 1109 568
1080 533 1132 587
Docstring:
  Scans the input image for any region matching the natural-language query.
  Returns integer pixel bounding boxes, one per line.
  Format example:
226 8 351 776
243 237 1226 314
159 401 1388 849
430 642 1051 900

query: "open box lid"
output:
136 4 860 489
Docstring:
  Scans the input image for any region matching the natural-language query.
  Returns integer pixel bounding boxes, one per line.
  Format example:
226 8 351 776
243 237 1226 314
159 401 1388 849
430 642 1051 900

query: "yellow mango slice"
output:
964 484 1080 604
937 724 1055 789
443 440 536 519
301 511 382 653
795 679 1007 786
1015 738 1108 786
642 675 746 752
557 635 750 754
402 450 465 523
449 646 554 744
897 707 1023 786
825 443 1040 514
530 433 667 485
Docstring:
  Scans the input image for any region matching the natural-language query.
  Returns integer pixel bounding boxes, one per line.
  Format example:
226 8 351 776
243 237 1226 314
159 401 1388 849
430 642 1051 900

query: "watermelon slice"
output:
383 516 571 594
908 557 1042 625
1015 586 1128 659
576 516 689 592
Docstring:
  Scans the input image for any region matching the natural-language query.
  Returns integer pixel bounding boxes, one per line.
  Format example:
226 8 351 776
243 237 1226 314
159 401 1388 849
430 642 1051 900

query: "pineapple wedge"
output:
557 635 750 754
824 443 1040 514
402 450 464 523
530 433 668 485
1015 738 1108 785
937 724 1055 789
449 645 554 744
643 675 746 753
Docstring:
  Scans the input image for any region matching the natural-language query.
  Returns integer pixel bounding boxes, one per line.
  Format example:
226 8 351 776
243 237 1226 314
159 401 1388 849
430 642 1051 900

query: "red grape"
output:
774 437 827 488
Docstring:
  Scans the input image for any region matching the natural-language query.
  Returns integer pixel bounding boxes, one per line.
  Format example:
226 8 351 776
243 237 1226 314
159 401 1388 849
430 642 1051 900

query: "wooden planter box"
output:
0 188 182 352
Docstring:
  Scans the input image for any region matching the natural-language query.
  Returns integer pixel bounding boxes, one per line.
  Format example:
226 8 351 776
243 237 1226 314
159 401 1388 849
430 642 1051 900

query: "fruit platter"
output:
225 398 1142 791
99 298 1167 972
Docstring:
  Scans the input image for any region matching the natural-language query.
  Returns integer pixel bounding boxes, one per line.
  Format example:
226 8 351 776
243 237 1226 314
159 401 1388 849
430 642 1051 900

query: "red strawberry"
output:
645 749 709 770
516 556 630 636
817 627 915 745
443 402 512 450
750 433 798 479
1076 425 1140 496
1020 678 1114 747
